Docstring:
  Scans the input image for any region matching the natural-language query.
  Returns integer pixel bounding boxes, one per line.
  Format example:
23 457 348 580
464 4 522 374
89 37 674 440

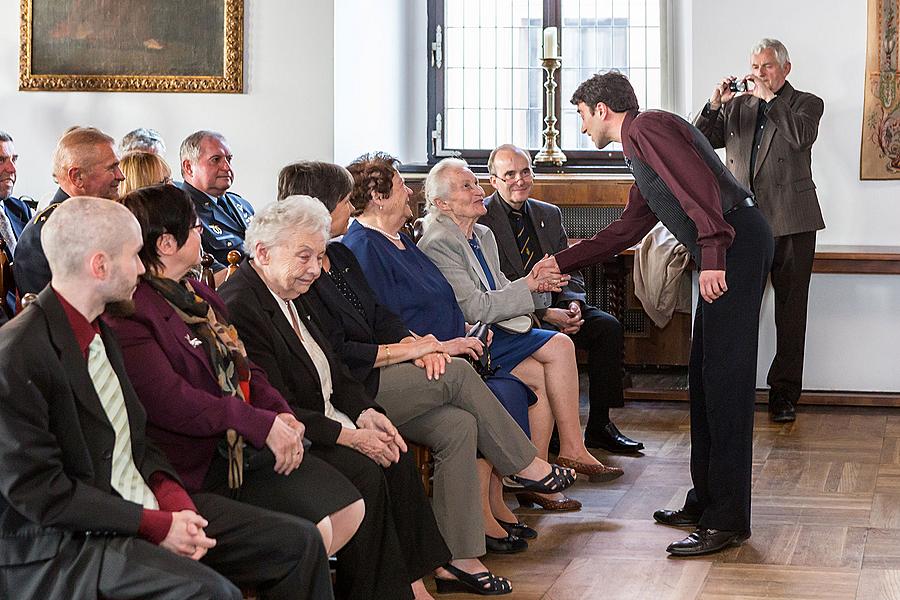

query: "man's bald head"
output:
43 196 142 285
52 127 124 200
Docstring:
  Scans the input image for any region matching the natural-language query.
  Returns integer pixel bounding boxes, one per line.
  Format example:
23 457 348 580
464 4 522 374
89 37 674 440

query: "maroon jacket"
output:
105 279 289 492
555 110 736 274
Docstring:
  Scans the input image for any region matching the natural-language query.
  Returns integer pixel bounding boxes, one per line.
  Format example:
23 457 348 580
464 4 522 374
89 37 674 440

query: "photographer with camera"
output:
694 38 825 424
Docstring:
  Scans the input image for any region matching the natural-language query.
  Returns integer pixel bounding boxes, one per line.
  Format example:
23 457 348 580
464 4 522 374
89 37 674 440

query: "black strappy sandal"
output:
435 563 512 596
503 463 576 494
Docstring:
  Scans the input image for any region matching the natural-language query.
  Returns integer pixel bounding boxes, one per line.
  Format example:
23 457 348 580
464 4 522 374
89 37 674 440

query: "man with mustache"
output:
178 130 254 271
0 131 33 320
13 126 125 295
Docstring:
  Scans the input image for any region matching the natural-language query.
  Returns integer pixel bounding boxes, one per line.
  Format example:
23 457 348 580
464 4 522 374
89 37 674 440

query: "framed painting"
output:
862 0 900 178
19 0 243 93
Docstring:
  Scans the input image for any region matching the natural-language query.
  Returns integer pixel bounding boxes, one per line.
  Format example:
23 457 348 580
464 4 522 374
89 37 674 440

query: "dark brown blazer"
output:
693 81 825 237
0 287 179 567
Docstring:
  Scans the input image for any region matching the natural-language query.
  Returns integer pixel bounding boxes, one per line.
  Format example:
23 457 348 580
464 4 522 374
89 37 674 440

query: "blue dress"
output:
342 220 536 435
465 237 555 374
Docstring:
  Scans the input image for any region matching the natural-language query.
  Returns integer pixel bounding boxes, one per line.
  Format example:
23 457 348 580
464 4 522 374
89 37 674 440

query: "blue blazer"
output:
178 181 254 270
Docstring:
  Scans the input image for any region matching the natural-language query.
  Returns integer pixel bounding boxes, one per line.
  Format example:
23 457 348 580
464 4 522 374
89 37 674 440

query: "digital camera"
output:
729 79 748 93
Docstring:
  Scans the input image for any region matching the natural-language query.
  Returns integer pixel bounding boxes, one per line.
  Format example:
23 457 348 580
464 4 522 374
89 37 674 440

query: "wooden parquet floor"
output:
427 389 900 599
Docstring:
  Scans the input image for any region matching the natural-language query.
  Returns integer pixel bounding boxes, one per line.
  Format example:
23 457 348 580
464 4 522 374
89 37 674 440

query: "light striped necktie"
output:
87 334 158 509
0 209 16 255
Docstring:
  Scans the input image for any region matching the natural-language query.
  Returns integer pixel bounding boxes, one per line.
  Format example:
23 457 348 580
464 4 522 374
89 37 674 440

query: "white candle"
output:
542 26 558 59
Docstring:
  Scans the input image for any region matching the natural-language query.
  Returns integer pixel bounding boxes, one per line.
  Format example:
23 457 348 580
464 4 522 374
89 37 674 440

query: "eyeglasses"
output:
190 223 203 233
492 169 534 184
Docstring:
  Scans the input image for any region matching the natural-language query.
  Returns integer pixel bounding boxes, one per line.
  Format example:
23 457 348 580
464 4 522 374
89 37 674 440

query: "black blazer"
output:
303 242 410 398
178 181 254 270
479 191 588 307
12 187 69 295
0 287 179 567
217 258 382 446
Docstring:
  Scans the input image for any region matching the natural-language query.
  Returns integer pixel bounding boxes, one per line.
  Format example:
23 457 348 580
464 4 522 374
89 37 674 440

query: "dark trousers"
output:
0 493 332 600
684 207 774 533
570 307 625 436
766 231 817 401
310 445 450 600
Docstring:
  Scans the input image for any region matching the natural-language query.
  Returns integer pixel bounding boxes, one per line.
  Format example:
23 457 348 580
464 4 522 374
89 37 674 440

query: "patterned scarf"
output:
145 275 252 489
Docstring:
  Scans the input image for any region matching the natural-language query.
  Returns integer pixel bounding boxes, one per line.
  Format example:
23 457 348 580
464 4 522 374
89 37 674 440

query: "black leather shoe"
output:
769 394 796 423
653 508 700 527
585 422 645 454
498 519 538 540
666 528 750 556
485 533 528 554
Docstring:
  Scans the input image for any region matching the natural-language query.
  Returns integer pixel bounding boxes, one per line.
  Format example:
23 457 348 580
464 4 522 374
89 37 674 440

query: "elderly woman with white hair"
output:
416 158 625 487
106 184 436 600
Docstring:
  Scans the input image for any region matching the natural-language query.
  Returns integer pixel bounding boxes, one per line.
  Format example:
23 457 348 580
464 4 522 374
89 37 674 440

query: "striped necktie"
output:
0 210 16 255
87 334 158 509
509 208 538 272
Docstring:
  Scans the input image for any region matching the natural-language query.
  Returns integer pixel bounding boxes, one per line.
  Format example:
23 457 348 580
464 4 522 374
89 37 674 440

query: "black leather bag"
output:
464 321 496 379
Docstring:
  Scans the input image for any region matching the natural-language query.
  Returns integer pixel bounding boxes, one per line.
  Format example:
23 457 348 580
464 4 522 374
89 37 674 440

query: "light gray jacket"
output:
418 212 541 327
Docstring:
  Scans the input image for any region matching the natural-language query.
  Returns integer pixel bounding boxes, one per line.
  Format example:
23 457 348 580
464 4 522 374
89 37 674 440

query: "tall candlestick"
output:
534 57 567 166
542 27 558 59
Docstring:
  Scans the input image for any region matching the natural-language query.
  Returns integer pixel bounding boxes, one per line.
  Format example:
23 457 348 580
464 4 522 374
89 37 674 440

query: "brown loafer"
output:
515 491 582 512
556 456 624 482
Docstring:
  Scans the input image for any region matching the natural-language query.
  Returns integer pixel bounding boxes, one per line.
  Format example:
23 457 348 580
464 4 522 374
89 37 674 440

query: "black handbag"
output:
464 321 496 379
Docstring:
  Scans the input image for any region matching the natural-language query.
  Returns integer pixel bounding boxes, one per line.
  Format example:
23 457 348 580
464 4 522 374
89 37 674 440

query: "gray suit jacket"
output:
417 211 538 326
693 80 825 237
479 192 587 307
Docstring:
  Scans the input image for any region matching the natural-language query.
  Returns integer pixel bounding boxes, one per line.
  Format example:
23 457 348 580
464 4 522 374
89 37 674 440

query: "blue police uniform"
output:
177 181 254 270
12 188 68 297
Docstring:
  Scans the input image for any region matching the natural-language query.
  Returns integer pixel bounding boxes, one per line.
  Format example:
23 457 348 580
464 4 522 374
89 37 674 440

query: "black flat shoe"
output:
485 533 528 554
497 519 537 540
653 508 701 527
435 563 512 595
769 395 796 423
666 528 750 556
585 422 645 454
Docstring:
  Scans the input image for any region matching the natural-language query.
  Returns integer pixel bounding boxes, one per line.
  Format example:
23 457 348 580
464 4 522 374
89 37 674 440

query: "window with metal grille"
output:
427 0 668 166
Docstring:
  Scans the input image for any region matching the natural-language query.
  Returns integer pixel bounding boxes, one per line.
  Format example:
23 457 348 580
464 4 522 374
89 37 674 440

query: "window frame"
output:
426 0 669 170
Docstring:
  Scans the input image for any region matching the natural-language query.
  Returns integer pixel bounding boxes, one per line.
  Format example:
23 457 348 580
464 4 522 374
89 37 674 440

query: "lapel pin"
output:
540 220 545 228
185 334 202 348
210 224 223 235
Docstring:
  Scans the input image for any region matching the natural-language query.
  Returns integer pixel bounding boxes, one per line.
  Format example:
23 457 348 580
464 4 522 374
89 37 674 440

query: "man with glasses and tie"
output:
14 127 125 295
478 144 643 455
178 131 254 271
0 197 333 599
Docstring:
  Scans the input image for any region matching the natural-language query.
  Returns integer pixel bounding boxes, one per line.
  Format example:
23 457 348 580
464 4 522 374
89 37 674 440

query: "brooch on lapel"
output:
185 334 202 348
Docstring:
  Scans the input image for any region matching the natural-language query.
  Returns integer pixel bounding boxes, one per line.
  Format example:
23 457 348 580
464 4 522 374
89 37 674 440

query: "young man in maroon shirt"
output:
547 71 774 556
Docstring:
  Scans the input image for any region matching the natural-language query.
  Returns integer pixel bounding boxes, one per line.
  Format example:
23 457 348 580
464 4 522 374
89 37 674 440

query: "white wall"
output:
333 0 427 165
0 0 335 208
689 0 900 392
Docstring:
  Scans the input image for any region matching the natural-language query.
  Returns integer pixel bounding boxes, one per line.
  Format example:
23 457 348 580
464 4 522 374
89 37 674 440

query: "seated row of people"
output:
0 124 637 598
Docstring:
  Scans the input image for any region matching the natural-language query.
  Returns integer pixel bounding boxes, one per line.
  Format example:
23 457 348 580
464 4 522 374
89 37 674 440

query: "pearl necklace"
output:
359 220 402 242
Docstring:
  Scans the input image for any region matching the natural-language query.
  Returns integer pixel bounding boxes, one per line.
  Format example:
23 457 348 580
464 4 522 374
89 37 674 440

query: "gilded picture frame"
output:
19 0 243 93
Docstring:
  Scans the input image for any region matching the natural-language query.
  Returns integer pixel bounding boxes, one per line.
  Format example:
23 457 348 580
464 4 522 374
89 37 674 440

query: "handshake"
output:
526 255 569 294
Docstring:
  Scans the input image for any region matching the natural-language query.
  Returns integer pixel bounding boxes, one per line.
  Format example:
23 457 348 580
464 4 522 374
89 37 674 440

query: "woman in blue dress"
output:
343 153 622 513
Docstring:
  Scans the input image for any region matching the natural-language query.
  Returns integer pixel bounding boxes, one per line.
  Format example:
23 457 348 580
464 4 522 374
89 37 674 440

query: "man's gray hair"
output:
179 130 228 176
751 38 790 67
42 197 139 280
121 128 166 155
244 195 331 259
0 131 13 144
423 157 469 228
51 127 116 184
487 144 531 175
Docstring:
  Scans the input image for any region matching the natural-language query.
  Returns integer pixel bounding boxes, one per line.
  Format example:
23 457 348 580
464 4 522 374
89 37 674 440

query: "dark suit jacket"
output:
0 287 179 567
105 278 289 493
217 258 382 446
12 187 68 295
479 191 587 308
693 81 825 237
303 242 410 398
2 196 33 242
178 181 254 270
